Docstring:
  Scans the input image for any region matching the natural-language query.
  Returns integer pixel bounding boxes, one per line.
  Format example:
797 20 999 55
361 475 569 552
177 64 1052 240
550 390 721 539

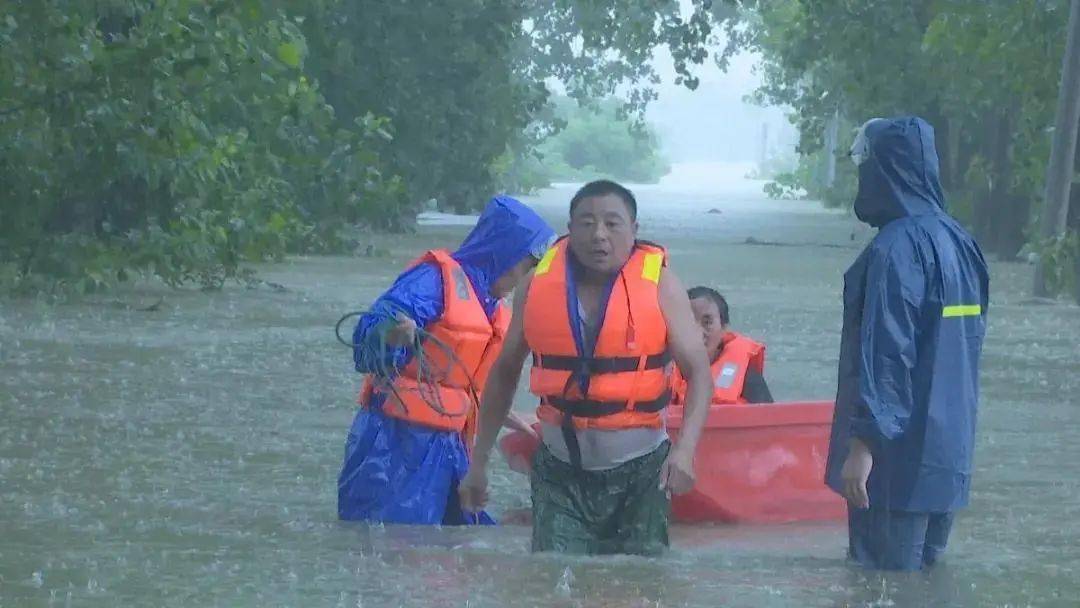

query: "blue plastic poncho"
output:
825 117 990 513
338 196 555 524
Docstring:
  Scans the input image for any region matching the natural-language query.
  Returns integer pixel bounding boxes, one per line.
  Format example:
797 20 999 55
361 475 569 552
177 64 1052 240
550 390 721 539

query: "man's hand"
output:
384 312 418 346
840 437 873 509
659 444 696 495
460 272 532 511
458 464 490 513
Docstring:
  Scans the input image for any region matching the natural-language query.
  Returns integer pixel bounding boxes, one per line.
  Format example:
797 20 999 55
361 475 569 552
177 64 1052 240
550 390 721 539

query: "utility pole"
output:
823 109 839 187
1034 0 1080 296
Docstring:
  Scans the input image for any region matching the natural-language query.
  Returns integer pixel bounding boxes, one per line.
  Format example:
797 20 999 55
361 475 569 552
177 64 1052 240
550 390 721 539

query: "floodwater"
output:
2 162 1078 607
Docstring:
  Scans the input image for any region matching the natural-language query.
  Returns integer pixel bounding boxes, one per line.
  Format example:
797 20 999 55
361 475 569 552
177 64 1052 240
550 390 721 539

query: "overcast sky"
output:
644 17 797 164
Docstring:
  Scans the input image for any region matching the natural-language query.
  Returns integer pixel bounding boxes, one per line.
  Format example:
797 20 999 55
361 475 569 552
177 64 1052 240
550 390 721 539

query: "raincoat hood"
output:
452 195 556 303
853 116 946 228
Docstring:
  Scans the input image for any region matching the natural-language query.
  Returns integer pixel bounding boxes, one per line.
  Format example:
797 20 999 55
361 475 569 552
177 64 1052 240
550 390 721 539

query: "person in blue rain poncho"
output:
339 196 555 525
825 117 990 571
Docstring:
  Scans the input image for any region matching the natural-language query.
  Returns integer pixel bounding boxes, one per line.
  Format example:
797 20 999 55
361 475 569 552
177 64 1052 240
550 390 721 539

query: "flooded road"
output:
2 164 1078 606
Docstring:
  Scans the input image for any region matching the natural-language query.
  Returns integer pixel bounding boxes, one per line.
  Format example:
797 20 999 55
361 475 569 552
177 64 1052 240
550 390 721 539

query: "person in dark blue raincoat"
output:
825 117 990 571
339 196 556 525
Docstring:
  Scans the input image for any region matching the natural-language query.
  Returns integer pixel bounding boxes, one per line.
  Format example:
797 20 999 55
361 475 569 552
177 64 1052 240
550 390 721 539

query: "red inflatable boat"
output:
497 401 847 524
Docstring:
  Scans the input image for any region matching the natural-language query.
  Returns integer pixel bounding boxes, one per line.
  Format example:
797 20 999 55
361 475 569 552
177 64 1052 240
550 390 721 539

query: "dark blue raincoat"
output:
825 117 990 514
338 196 555 524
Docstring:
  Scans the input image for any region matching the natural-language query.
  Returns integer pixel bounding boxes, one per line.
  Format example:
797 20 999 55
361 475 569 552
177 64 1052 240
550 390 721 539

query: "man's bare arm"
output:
459 275 533 511
657 268 713 492
470 274 533 468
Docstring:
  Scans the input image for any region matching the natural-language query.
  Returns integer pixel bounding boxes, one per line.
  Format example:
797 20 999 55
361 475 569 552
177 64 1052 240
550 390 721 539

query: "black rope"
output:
334 310 483 419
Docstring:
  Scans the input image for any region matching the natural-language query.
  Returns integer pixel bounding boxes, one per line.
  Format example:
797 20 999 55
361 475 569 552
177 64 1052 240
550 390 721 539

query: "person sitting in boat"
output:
338 196 555 525
671 286 774 406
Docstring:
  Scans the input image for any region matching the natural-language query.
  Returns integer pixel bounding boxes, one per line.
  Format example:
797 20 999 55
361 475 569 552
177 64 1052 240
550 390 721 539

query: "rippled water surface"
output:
3 165 1078 606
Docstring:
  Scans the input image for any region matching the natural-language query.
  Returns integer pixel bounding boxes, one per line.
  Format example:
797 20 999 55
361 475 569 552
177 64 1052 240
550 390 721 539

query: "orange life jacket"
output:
524 238 671 431
359 250 508 437
672 332 765 406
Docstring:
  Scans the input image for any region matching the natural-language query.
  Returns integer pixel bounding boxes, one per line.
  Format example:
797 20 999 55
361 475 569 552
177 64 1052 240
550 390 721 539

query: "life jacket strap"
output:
531 351 670 374
543 389 671 418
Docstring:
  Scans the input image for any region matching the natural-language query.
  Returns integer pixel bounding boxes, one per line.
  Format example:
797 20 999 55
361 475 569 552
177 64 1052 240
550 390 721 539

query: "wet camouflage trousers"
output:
530 440 671 556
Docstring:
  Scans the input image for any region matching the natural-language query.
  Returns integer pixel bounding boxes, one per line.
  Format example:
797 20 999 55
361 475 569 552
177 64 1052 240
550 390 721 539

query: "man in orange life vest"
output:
338 196 555 525
672 286 774 405
459 180 713 555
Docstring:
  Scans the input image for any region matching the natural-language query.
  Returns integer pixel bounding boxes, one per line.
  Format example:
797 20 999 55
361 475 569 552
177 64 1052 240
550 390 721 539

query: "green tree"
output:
533 97 671 185
1 0 722 293
0 0 401 292
1034 0 1080 299
719 0 1073 291
294 0 714 212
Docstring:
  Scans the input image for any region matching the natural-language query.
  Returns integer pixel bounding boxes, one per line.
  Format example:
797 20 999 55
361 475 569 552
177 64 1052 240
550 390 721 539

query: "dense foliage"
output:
715 0 1079 299
5 0 1076 299
0 0 714 292
504 97 671 189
